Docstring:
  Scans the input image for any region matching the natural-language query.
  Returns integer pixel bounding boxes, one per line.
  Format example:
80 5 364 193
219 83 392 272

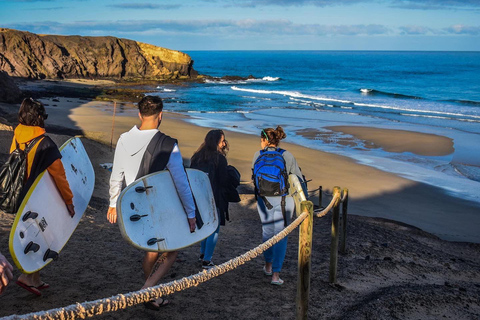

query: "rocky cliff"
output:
0 71 22 103
0 28 198 80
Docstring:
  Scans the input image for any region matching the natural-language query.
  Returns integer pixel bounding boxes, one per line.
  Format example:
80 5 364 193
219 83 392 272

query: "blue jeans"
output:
200 221 220 262
257 196 294 273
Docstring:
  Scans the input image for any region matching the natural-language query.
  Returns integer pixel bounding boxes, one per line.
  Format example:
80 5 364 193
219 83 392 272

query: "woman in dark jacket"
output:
191 130 229 269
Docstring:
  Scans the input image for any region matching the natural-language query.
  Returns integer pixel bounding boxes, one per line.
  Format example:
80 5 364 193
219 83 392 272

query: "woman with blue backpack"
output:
252 126 305 285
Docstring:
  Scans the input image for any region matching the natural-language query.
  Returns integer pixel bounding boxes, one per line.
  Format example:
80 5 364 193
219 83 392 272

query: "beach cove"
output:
5 82 478 243
1 80 480 318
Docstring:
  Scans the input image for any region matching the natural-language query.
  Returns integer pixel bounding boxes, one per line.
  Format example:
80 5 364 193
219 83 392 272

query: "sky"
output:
0 0 479 51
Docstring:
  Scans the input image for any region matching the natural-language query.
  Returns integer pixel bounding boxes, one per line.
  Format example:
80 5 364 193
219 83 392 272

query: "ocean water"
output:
150 51 480 203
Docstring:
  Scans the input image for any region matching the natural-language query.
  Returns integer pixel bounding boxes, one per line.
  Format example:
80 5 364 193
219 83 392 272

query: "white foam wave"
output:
246 76 280 82
263 76 280 81
205 79 247 85
360 88 373 93
230 86 352 104
156 86 176 92
187 110 250 114
241 95 272 101
290 97 326 107
231 86 480 123
355 102 480 120
402 113 480 123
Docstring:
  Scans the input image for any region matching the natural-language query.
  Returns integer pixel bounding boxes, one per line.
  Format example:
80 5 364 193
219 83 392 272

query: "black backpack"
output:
0 136 43 214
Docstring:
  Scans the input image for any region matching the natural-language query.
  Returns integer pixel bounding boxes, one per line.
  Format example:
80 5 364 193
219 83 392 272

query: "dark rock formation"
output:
0 28 198 80
204 74 257 82
0 71 22 103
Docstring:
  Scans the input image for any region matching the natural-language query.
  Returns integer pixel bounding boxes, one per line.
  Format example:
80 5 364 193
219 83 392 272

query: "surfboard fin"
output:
147 238 165 246
43 249 59 262
135 186 153 193
24 241 40 254
22 211 39 222
130 214 148 221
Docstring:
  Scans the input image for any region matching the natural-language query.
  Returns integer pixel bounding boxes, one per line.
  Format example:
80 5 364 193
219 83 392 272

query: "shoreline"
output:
1 91 479 243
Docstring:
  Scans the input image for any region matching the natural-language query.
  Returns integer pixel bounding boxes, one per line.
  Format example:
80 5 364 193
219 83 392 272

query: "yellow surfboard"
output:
9 137 94 273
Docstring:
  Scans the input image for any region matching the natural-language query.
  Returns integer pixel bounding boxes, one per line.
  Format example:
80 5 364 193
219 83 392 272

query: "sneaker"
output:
198 254 204 262
202 260 215 269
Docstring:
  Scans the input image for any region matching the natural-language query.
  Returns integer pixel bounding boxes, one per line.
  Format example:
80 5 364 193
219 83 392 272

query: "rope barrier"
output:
315 190 341 218
4 211 309 320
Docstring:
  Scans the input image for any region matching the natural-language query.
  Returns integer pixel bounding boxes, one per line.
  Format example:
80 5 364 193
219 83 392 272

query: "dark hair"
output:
191 129 228 165
138 95 163 116
18 98 48 128
260 126 286 147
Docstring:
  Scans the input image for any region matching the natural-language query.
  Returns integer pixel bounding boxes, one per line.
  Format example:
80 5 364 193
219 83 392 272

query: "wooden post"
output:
340 188 349 254
296 200 314 320
318 186 322 209
110 101 117 151
329 187 341 284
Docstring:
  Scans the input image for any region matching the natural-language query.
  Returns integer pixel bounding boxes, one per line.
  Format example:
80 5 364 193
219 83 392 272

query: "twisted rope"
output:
4 211 309 320
315 190 341 218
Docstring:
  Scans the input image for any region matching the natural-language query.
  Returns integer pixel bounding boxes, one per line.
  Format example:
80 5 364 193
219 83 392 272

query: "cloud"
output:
8 19 479 38
27 6 67 10
444 24 480 35
213 0 480 10
398 25 433 35
6 19 392 37
107 3 182 10
391 0 480 10
220 0 364 8
7 0 54 2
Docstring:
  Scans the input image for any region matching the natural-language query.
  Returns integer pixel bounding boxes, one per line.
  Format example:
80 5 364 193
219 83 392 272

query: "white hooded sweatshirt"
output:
109 125 195 218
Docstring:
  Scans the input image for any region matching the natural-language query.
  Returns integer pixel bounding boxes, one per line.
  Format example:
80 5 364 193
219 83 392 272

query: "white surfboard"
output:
117 169 218 252
9 137 94 274
289 174 307 216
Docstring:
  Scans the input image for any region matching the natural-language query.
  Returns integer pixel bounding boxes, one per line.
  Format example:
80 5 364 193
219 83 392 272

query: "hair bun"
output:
275 126 286 140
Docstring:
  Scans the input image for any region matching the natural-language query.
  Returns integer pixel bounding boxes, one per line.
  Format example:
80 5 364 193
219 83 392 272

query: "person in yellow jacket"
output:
9 98 75 296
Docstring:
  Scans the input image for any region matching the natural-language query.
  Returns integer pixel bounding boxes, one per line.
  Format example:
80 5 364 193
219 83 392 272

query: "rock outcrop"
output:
0 28 198 80
0 71 22 103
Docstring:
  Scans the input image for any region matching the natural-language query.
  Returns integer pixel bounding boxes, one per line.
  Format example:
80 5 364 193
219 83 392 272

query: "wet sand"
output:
327 126 455 156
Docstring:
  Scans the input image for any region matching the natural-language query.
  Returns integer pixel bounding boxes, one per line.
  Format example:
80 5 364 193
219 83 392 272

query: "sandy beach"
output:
0 88 479 319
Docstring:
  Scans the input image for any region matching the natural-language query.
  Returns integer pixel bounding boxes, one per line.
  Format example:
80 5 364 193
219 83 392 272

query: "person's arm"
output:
0 252 13 295
166 144 196 232
47 159 75 217
107 138 126 224
251 151 260 180
218 154 229 189
284 151 304 181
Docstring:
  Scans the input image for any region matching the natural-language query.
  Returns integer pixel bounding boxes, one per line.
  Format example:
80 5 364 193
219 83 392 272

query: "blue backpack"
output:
253 148 288 197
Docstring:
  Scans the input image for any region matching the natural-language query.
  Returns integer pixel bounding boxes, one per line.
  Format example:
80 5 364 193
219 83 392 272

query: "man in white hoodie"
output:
107 95 196 309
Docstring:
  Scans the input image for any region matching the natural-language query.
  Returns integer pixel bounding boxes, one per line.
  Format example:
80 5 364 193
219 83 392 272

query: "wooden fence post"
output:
340 188 349 254
318 186 322 209
296 200 314 320
329 187 341 284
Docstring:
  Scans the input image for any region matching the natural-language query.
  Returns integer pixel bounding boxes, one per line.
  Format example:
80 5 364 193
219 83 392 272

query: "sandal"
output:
143 297 169 311
36 282 50 290
263 266 273 276
271 278 284 286
16 281 41 296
